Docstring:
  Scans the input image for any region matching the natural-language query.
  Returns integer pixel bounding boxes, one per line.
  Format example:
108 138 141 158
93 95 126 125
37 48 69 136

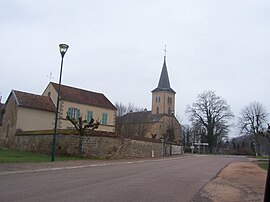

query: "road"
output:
0 155 245 202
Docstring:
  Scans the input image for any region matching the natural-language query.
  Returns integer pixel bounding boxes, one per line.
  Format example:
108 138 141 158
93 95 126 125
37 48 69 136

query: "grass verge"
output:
257 162 269 170
256 156 270 159
0 148 81 163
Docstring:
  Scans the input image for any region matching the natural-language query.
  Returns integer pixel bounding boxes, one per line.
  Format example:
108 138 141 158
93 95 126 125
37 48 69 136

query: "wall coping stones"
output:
15 129 181 145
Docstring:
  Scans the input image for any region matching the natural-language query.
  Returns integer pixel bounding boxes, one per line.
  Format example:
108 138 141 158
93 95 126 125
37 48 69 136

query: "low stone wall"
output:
13 130 171 158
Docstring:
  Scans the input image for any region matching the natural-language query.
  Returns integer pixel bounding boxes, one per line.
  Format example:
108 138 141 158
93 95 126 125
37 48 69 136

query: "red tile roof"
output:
14 90 56 112
50 82 116 110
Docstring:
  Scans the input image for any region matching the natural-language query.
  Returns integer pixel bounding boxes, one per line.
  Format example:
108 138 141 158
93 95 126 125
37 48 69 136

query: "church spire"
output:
152 46 175 94
151 46 176 115
157 59 171 89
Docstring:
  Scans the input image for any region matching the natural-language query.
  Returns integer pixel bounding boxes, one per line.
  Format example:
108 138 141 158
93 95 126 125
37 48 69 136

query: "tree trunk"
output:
79 128 85 157
207 127 214 154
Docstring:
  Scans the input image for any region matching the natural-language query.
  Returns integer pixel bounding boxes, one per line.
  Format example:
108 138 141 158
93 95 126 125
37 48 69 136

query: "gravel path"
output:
194 162 267 202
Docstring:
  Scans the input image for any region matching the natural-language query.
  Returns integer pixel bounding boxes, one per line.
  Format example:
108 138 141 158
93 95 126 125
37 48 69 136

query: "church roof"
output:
152 57 175 94
116 111 164 125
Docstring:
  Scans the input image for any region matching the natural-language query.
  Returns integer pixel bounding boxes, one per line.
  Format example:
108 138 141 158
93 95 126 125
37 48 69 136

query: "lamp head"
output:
59 44 69 57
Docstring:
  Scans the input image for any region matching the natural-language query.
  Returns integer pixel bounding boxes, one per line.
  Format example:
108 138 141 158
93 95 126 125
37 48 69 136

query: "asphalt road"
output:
0 155 245 202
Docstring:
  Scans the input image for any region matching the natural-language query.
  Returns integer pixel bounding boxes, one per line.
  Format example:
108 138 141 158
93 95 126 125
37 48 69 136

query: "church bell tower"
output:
151 49 176 115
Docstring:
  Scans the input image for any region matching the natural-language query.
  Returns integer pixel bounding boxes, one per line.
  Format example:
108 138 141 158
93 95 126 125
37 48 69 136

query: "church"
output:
116 55 182 143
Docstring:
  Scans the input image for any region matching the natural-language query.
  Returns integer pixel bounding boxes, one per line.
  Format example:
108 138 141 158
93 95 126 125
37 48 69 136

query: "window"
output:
68 108 80 120
168 107 171 114
156 107 159 114
168 97 172 104
102 113 108 125
87 111 93 122
156 96 160 102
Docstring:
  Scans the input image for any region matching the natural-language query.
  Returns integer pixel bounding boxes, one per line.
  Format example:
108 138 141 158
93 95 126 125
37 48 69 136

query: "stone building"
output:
116 56 182 143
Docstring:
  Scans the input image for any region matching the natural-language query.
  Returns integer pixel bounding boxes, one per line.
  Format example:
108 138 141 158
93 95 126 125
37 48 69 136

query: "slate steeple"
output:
152 56 175 94
151 51 176 115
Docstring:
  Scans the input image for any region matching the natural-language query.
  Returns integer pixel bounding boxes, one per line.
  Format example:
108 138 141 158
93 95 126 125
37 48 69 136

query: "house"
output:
42 82 117 132
0 90 56 147
116 56 182 143
0 83 117 148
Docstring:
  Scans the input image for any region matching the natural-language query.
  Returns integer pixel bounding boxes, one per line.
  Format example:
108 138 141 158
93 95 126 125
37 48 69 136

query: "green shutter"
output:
87 111 90 122
87 111 93 122
68 108 72 117
76 109 80 120
102 113 108 125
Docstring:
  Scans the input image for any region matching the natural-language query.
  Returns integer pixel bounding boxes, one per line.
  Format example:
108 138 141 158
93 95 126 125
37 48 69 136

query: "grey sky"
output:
1 1 270 136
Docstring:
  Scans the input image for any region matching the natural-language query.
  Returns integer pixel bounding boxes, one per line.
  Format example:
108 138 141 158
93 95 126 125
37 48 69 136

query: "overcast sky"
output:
1 0 270 136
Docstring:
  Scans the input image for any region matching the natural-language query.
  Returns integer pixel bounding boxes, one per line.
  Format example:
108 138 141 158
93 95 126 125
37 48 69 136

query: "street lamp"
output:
51 44 69 162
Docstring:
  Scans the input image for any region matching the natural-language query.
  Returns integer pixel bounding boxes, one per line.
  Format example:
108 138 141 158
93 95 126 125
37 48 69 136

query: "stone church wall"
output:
12 130 170 158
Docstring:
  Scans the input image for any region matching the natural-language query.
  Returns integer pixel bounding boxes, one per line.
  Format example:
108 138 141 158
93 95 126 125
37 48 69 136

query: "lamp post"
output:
51 44 69 162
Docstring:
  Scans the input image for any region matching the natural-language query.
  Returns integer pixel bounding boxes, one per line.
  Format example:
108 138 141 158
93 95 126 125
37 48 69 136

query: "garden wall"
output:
13 130 182 158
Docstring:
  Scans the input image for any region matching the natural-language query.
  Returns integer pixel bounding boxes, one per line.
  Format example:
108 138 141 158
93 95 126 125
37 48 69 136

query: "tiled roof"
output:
116 111 163 125
152 58 175 94
50 82 116 110
13 90 56 112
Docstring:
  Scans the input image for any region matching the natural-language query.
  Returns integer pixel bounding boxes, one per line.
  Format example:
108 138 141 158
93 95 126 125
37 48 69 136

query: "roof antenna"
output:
163 45 167 61
47 71 54 82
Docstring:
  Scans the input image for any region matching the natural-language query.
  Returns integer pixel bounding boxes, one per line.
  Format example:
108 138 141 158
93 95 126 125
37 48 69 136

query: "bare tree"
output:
115 102 144 117
215 121 229 151
182 124 200 148
238 101 269 156
115 102 127 117
66 114 100 156
182 125 190 148
186 90 234 153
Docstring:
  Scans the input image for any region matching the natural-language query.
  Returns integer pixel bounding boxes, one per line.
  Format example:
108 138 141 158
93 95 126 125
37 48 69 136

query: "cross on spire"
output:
163 45 167 60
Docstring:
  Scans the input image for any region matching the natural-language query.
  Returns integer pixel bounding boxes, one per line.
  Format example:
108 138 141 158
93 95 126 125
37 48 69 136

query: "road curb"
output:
0 156 190 176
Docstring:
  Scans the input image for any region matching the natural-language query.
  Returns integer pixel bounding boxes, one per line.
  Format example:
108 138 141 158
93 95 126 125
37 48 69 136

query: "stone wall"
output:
12 130 177 158
0 94 18 148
